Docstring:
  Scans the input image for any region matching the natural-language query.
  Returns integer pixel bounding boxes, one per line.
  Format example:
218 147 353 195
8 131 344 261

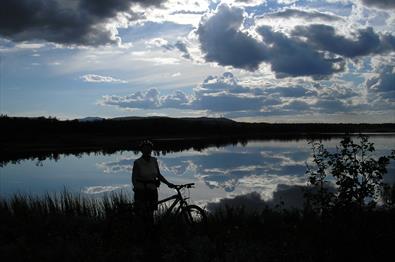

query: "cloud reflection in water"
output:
95 138 394 206
96 142 311 204
83 184 130 194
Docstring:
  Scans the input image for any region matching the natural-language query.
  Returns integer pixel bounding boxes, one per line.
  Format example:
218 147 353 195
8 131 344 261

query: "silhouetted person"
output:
132 140 175 226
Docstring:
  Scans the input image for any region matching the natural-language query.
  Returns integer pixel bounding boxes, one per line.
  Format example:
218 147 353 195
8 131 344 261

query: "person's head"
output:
139 140 153 157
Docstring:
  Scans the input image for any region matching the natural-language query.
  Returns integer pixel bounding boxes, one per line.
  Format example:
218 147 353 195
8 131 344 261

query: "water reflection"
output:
1 137 394 207
96 143 310 198
206 184 312 212
83 184 130 194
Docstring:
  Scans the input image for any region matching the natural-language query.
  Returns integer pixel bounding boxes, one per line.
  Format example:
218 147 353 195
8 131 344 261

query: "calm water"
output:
1 136 394 207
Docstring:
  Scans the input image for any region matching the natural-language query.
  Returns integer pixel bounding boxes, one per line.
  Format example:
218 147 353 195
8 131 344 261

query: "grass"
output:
1 191 395 261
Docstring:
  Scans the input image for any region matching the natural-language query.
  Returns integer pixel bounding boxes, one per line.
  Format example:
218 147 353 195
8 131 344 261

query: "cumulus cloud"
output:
0 0 165 46
161 90 191 108
81 74 128 83
195 4 394 78
265 86 317 97
221 0 268 7
196 4 346 77
192 73 265 111
99 71 368 117
102 88 163 109
257 26 345 78
292 24 395 58
146 37 169 48
366 65 395 101
361 0 395 9
100 72 268 112
173 41 192 59
264 8 342 21
197 4 268 71
312 98 350 113
162 40 192 59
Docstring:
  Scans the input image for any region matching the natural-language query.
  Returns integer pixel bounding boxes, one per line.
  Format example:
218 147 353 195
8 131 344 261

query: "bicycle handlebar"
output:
173 183 195 189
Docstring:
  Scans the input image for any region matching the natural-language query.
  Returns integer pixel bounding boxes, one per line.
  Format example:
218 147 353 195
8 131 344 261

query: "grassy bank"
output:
1 192 394 262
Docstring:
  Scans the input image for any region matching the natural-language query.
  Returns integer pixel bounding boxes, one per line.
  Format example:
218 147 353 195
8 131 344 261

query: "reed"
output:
1 190 394 262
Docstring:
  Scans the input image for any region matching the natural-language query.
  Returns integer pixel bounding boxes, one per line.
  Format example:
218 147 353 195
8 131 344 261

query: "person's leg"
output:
148 189 158 225
134 189 155 229
134 190 148 228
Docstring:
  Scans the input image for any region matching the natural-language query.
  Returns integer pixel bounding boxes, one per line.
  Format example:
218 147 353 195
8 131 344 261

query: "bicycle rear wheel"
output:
181 205 207 225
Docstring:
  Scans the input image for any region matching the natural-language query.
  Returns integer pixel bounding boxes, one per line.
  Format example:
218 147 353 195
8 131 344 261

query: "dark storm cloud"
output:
264 8 341 22
197 4 343 78
196 4 268 71
196 4 394 78
292 24 395 58
361 0 395 9
379 33 395 53
257 26 345 78
0 0 165 46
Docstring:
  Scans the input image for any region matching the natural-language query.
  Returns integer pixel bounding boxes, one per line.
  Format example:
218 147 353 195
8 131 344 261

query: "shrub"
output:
381 183 395 208
305 134 395 213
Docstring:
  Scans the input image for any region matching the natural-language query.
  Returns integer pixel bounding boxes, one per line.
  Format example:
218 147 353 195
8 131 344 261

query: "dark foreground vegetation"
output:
1 115 395 166
1 190 395 262
1 135 395 261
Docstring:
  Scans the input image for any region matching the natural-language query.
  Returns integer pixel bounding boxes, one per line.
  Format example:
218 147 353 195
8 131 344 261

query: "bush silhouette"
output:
305 134 395 213
381 183 395 208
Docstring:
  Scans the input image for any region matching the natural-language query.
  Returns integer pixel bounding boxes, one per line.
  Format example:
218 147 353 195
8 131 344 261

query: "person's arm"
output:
158 173 175 188
156 160 175 188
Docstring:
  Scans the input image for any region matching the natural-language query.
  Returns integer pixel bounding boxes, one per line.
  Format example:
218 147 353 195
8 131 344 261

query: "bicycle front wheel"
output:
181 205 207 225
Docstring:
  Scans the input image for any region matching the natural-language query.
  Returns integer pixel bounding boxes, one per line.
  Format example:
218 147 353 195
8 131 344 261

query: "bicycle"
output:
156 183 207 225
102 183 206 237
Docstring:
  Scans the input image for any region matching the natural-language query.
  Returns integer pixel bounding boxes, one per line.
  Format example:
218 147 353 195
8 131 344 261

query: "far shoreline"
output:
1 115 395 165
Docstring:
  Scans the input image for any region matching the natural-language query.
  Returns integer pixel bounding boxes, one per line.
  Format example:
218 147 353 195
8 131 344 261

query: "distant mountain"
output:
78 117 105 122
111 116 154 121
109 116 236 124
179 117 236 123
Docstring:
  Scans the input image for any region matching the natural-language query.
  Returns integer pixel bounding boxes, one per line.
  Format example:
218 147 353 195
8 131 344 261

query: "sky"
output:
0 0 394 123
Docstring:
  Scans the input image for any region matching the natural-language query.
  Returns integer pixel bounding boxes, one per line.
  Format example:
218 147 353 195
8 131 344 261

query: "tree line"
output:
2 115 394 138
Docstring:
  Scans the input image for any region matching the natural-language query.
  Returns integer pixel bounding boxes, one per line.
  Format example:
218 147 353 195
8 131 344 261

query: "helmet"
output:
139 139 154 149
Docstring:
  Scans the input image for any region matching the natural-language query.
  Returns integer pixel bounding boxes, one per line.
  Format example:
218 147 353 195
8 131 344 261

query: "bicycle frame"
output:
147 183 206 225
156 189 189 216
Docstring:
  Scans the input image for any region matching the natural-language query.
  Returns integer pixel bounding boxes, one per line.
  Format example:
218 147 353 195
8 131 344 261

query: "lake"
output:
1 135 394 208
